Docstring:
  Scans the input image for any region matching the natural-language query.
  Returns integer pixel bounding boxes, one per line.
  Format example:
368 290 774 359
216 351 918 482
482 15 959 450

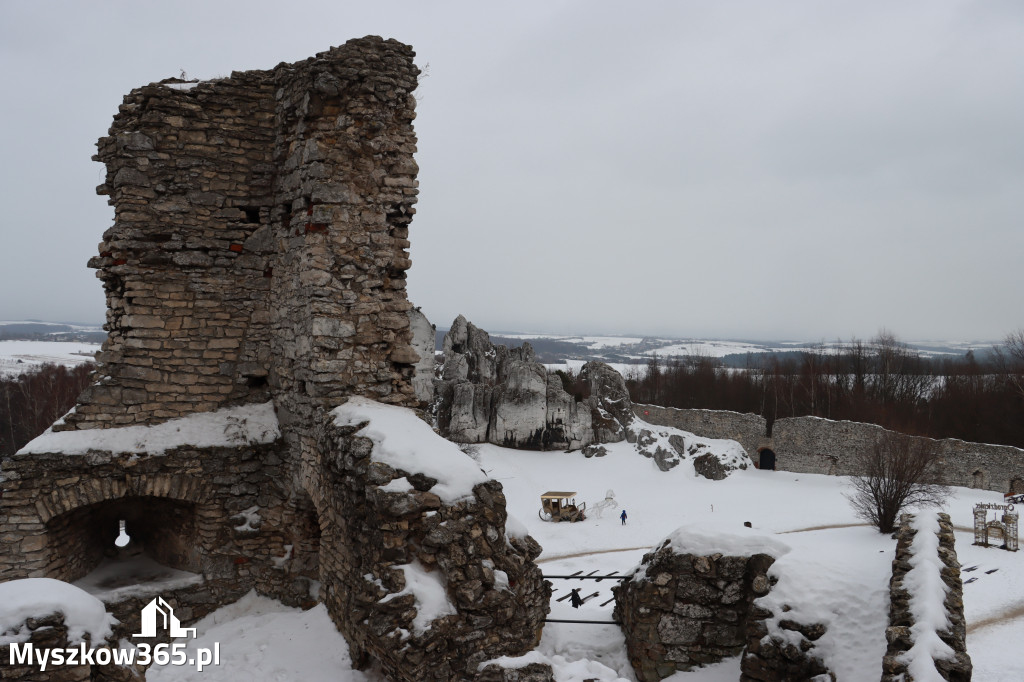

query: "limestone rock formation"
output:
408 308 436 405
434 316 600 450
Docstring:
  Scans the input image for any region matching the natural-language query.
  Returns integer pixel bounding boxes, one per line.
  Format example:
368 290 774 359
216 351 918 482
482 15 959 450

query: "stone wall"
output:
882 513 971 682
634 405 766 458
0 438 311 616
612 532 780 681
63 35 422 433
304 407 549 681
636 404 1024 493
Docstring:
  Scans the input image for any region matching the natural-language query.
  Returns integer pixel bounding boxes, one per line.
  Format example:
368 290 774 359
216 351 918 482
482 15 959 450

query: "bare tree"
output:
994 329 1024 400
846 432 950 533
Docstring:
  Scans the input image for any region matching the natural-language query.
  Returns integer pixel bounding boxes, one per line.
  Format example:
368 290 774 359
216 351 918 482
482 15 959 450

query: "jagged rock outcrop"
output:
434 316 617 450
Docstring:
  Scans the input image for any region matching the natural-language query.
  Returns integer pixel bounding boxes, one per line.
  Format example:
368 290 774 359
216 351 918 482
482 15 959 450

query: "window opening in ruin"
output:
242 207 261 224
758 448 777 471
115 519 131 548
45 496 202 587
246 375 268 388
973 470 985 489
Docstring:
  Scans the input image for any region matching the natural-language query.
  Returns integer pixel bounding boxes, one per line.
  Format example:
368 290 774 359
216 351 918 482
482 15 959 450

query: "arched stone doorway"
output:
758 448 777 471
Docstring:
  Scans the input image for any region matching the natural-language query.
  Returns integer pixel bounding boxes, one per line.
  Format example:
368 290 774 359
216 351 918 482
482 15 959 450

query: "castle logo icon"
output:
133 597 197 638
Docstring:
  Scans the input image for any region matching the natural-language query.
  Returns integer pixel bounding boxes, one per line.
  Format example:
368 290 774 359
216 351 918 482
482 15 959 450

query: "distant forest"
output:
626 331 1024 449
0 363 94 456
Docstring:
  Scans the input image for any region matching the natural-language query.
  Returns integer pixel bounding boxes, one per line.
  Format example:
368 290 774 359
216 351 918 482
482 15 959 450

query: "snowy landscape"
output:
64 427 1017 682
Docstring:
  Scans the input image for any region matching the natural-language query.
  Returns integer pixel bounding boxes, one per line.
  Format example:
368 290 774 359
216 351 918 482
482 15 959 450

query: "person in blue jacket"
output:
620 509 627 525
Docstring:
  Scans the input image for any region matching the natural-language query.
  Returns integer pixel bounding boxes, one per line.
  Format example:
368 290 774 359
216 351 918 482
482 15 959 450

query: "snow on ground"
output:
124 435 1020 682
147 592 374 682
18 401 279 455
0 340 100 378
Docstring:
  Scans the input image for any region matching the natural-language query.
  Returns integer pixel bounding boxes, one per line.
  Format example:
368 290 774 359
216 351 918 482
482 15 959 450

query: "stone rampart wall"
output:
882 513 971 681
636 404 1024 493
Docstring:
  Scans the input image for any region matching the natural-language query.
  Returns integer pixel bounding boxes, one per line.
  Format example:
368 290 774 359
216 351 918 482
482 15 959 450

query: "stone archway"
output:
45 495 201 584
758 448 777 471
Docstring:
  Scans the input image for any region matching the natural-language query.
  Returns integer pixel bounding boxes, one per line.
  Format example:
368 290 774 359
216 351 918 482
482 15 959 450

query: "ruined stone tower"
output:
0 37 548 682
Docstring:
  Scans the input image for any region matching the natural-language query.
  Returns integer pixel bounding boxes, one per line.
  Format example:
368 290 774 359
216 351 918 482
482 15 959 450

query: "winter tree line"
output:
0 363 94 456
626 330 1024 449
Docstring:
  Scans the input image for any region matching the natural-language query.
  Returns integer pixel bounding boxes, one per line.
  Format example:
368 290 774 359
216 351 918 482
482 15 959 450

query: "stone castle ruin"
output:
0 37 548 681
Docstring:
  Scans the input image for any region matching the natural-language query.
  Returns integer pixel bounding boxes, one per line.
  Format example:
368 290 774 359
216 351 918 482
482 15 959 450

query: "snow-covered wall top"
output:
882 512 972 681
17 401 279 455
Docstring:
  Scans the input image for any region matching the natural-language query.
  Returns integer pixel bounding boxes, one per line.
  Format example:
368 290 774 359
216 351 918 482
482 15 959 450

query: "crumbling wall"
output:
633 405 765 458
637 405 1024 493
63 36 422 433
1 37 553 682
304 402 550 681
882 513 971 682
612 531 782 681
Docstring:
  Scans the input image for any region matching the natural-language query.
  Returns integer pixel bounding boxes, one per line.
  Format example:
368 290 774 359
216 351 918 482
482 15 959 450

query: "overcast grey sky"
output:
1 0 1021 341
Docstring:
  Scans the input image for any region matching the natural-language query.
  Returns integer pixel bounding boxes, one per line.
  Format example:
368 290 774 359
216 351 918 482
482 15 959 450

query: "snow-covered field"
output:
0 340 100 378
142 436 1020 682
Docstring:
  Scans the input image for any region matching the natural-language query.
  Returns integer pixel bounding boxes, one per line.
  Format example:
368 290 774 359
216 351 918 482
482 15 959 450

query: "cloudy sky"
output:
1 1 1021 341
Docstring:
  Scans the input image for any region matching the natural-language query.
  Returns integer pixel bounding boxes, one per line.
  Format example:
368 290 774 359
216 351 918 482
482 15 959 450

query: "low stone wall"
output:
635 404 1024 494
612 531 780 681
882 513 971 682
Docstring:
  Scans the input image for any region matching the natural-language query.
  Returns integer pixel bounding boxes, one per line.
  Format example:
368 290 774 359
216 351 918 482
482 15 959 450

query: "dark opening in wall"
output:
242 207 261 224
289 493 322 586
246 375 268 388
45 496 201 583
758 448 777 471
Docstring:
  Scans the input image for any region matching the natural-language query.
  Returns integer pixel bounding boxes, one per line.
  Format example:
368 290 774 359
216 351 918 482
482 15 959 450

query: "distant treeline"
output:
0 363 94 456
626 331 1024 449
